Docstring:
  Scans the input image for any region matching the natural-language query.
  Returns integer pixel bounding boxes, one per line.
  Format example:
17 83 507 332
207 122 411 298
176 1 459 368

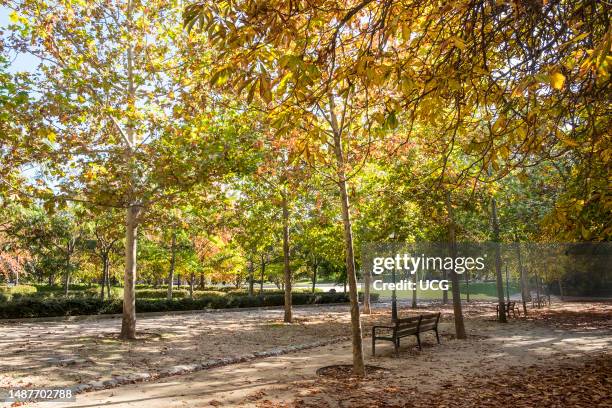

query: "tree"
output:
5 0 245 338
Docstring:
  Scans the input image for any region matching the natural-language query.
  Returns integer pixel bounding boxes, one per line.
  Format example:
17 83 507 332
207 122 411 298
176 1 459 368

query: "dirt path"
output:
18 302 612 408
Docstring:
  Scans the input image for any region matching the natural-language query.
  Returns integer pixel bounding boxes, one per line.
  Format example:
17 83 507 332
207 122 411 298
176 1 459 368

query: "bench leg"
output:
372 338 376 357
394 338 399 357
435 328 440 344
416 333 421 350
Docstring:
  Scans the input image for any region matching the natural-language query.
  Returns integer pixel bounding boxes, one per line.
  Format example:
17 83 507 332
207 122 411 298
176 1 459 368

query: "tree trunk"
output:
259 254 265 294
329 95 365 377
446 191 467 339
505 264 510 302
167 232 176 300
120 0 139 341
311 260 318 294
64 254 71 296
199 272 205 290
362 263 371 314
558 278 564 301
465 268 470 302
106 260 111 299
248 260 254 296
490 196 507 323
442 269 448 304
100 254 108 300
281 192 292 323
189 272 195 299
516 241 528 315
120 204 140 340
14 256 19 285
411 271 417 309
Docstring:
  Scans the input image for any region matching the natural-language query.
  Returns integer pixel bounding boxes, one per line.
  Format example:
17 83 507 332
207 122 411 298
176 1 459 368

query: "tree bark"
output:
516 241 528 315
411 272 417 309
465 268 470 302
259 253 265 294
120 0 139 341
329 94 365 377
64 248 71 297
446 191 467 339
311 260 318 294
442 269 448 304
120 204 140 340
490 196 507 323
248 259 254 296
100 254 108 300
281 191 292 323
105 260 111 299
167 232 176 300
189 272 195 299
362 263 371 314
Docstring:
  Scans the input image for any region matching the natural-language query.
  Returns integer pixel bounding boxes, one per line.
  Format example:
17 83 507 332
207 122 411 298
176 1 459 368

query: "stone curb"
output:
62 336 350 398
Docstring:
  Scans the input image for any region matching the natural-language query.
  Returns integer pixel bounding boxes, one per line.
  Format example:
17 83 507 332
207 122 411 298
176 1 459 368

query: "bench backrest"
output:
393 312 440 335
419 312 441 332
394 315 421 336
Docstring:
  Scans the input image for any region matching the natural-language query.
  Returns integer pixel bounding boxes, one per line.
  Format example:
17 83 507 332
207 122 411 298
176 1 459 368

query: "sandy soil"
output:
3 302 611 407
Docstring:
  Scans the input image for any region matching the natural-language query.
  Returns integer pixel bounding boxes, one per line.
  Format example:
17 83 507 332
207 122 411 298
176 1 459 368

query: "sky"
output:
1 6 40 73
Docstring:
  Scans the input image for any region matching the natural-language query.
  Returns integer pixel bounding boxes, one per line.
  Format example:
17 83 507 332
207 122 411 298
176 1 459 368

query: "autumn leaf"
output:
549 72 566 90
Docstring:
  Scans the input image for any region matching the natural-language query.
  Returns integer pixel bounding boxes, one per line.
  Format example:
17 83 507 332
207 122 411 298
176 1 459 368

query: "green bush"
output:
0 285 38 301
136 289 189 299
0 292 355 319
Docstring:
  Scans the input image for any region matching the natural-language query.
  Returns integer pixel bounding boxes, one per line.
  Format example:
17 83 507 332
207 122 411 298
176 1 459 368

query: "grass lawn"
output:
372 281 521 301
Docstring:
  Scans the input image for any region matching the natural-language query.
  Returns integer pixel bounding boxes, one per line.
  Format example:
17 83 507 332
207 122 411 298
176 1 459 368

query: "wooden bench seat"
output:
372 312 441 356
496 301 519 318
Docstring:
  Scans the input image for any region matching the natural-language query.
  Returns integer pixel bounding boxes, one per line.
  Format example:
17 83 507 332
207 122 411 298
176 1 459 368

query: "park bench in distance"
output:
371 312 441 357
496 300 520 319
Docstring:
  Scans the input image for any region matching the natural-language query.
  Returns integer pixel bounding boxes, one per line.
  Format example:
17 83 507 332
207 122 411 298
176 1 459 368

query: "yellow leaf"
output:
549 72 565 90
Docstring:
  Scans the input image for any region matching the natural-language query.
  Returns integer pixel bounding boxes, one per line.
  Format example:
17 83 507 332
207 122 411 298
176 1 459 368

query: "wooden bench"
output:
372 312 441 356
496 301 519 318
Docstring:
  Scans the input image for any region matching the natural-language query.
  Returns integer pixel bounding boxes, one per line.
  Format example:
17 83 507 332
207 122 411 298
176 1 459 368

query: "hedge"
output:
0 292 379 319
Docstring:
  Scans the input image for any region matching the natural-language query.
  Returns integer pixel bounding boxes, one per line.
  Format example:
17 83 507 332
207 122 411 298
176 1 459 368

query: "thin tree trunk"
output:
442 269 448 304
199 272 205 290
259 254 265 294
248 260 254 296
167 232 176 300
100 254 108 300
490 196 507 323
558 278 564 301
64 248 71 296
14 256 19 285
329 94 365 377
516 241 528 315
411 271 417 309
106 259 111 299
535 272 541 307
281 191 292 323
446 191 467 339
363 263 371 314
121 204 140 339
311 261 318 294
189 273 195 299
465 268 470 303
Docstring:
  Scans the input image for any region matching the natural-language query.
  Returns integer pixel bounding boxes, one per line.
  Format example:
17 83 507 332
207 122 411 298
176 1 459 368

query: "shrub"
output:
0 292 355 319
0 285 38 301
136 289 189 299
